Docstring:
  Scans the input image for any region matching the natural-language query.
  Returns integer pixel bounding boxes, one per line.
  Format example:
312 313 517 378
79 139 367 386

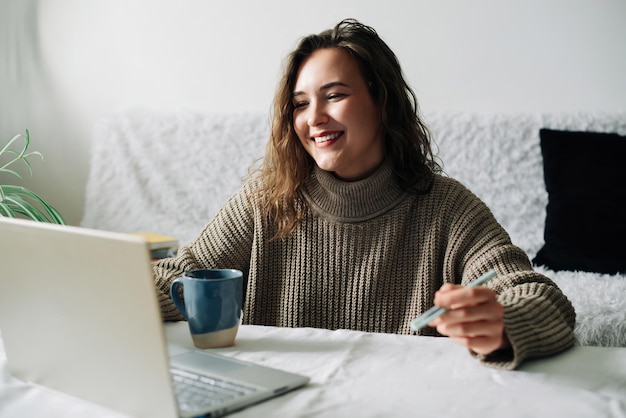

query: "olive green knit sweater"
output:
153 163 575 369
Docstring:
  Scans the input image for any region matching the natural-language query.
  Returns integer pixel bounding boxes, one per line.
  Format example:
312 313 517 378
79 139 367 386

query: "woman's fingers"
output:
429 284 509 354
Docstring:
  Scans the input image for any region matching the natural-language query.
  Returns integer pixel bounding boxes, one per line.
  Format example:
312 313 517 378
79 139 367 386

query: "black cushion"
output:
533 128 626 274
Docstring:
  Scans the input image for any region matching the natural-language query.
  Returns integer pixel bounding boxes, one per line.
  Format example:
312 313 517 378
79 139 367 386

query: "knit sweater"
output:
153 162 576 370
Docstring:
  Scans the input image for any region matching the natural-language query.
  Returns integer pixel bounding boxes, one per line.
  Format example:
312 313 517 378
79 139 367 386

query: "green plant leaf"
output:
1 168 23 179
2 194 44 221
1 131 65 224
0 134 21 156
1 185 65 224
0 201 16 217
1 130 41 178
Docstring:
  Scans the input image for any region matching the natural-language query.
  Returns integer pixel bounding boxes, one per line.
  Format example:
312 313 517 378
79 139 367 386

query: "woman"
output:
154 18 575 370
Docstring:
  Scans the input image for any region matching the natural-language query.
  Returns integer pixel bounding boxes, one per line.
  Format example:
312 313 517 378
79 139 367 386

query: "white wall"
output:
1 0 625 225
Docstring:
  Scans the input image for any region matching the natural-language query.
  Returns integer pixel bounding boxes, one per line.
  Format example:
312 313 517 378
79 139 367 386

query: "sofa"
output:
82 108 626 347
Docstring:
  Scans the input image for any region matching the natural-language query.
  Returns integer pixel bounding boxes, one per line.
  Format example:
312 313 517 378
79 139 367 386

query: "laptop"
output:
0 217 309 418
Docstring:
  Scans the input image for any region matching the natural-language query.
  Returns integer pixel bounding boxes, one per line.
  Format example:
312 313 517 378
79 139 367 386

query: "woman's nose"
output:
307 103 329 127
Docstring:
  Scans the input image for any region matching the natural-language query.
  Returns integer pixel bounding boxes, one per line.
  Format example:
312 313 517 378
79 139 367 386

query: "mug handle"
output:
170 278 188 319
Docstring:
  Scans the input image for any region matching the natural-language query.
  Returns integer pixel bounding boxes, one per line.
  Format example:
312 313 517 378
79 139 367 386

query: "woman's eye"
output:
293 101 308 109
328 93 345 101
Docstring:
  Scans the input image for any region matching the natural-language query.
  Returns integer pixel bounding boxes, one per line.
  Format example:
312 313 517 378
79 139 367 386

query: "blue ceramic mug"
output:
170 269 243 348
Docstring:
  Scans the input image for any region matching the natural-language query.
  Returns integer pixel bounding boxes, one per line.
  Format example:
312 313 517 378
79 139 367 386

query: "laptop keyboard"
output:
171 368 258 412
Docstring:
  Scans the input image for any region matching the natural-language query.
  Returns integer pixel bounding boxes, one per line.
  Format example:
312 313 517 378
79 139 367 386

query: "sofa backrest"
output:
425 111 626 257
82 110 268 244
82 109 626 256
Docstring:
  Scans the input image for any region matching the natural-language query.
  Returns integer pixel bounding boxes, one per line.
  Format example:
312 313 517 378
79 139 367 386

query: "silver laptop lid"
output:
0 218 178 418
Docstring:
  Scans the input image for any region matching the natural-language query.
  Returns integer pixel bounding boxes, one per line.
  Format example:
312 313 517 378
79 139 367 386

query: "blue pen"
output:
409 270 498 332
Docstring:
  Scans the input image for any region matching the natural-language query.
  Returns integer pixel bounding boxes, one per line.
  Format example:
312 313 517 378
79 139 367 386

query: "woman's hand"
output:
429 283 510 355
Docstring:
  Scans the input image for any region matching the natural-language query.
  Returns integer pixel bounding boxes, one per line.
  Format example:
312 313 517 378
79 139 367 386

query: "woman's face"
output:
292 48 384 181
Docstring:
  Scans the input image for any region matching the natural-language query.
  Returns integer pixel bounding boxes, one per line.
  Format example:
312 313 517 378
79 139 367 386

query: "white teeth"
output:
314 132 341 143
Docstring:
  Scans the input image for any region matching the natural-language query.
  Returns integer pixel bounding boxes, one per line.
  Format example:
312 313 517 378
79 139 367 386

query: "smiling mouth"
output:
313 132 343 143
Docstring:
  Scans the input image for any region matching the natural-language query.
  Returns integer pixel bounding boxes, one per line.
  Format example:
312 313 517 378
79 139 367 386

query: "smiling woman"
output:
152 18 576 371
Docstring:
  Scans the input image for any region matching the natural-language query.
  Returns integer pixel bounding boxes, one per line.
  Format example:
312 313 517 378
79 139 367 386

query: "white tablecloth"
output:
2 323 626 417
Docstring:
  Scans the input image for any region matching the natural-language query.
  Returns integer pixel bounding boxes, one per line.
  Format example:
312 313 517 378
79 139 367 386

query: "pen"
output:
409 270 498 332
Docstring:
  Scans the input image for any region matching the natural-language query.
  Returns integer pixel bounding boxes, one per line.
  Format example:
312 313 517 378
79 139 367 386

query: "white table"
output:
2 323 625 417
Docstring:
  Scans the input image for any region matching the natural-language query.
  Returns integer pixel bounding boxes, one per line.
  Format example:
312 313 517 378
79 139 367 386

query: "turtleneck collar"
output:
301 161 407 223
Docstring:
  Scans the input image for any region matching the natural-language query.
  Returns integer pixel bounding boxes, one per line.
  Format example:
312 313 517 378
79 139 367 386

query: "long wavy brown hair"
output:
252 18 441 239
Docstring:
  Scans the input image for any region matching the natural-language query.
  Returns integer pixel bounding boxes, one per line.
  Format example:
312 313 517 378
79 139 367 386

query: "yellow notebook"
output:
131 232 179 250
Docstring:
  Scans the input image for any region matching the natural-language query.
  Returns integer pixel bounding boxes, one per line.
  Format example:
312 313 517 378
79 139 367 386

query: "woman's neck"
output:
301 161 407 222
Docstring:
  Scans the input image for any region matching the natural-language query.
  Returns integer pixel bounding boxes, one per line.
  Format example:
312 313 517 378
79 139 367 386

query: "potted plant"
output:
0 130 65 224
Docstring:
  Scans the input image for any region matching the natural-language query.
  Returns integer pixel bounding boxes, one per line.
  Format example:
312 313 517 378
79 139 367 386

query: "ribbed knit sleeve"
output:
491 277 576 369
433 178 575 369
